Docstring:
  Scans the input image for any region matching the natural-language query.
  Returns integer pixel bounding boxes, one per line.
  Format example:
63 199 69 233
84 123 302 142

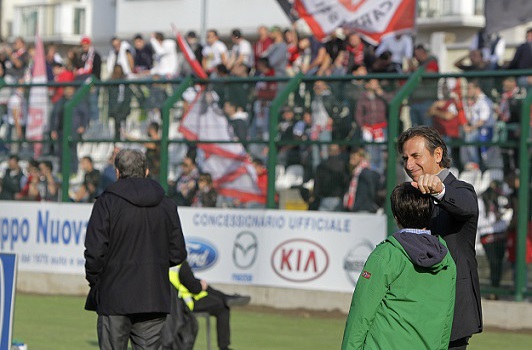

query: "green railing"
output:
267 73 304 208
160 77 192 192
62 77 95 201
515 87 532 301
0 70 531 300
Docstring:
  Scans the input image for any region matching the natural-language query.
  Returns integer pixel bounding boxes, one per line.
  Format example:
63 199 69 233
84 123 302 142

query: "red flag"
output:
179 88 266 205
294 0 416 45
173 26 208 79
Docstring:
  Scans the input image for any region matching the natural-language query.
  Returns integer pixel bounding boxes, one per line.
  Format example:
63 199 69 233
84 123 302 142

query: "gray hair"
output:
114 149 147 179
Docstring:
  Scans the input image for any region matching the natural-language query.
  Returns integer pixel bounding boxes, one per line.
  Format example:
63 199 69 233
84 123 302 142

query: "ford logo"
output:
186 238 218 271
271 239 329 282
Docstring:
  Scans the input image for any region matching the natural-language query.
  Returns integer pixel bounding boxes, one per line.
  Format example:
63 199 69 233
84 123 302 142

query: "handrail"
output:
160 77 193 192
61 77 95 202
267 73 304 208
385 67 426 235
514 86 532 301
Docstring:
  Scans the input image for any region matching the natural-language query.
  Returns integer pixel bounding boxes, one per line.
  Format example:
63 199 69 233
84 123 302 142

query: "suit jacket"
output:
429 172 482 341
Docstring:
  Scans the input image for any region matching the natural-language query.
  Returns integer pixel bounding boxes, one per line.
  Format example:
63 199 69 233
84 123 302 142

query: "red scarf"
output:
343 159 370 210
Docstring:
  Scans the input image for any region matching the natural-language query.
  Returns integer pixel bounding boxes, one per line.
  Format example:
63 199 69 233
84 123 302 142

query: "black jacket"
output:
0 169 24 200
84 177 187 315
50 96 90 135
430 172 482 341
508 42 532 70
348 168 381 213
314 155 349 199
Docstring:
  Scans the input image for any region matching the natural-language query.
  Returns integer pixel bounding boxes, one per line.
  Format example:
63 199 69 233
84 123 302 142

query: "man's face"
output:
14 39 24 50
503 79 516 92
283 110 294 121
8 158 18 169
466 83 479 99
348 34 361 47
134 38 144 50
365 79 379 91
206 32 217 45
39 163 50 175
349 152 362 168
414 48 425 62
526 31 532 42
81 159 90 171
111 39 121 51
181 159 194 175
470 50 482 65
313 81 327 94
81 42 90 52
64 86 75 98
401 136 442 182
258 27 268 39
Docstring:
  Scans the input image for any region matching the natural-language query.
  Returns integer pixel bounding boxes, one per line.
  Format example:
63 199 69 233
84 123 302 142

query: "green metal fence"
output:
0 70 531 300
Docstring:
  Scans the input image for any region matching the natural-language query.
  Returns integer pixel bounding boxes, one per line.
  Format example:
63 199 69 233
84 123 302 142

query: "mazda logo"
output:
232 231 258 269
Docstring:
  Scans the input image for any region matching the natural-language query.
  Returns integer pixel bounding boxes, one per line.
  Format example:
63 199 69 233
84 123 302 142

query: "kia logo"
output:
233 231 258 269
186 238 218 271
343 240 375 286
271 239 329 282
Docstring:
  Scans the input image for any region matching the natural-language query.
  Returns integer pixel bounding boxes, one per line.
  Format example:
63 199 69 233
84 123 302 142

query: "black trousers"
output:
194 287 231 349
448 336 471 350
481 233 507 287
97 313 167 350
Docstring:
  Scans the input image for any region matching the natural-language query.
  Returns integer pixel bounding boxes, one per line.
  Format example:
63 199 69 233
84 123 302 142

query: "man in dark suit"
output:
84 149 187 349
398 126 482 350
507 28 532 87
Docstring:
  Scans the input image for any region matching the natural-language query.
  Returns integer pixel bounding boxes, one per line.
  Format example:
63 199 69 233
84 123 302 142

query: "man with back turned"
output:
84 149 187 349
398 126 482 349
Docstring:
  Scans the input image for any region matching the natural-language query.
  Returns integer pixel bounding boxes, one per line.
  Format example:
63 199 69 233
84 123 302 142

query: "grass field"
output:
12 294 532 349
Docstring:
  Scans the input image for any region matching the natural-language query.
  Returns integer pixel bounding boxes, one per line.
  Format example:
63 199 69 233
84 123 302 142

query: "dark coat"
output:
507 42 532 70
84 177 187 315
108 84 134 124
349 168 381 213
314 155 349 199
429 172 482 341
50 96 90 135
0 169 25 200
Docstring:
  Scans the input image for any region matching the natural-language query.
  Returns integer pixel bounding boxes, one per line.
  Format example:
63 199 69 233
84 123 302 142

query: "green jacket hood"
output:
389 230 449 271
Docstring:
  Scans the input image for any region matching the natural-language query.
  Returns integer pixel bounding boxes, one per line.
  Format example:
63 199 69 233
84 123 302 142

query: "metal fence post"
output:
160 77 193 192
386 68 425 235
61 77 94 202
266 73 303 209
514 89 532 301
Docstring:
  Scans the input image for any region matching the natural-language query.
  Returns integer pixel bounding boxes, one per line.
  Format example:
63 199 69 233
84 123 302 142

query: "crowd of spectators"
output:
0 25 531 212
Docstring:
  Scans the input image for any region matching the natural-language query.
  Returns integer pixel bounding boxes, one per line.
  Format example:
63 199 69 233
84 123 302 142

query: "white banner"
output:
294 0 416 44
180 208 386 292
0 202 386 292
0 202 91 274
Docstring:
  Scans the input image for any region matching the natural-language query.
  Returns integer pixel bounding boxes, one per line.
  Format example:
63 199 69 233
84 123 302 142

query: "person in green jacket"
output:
341 182 456 350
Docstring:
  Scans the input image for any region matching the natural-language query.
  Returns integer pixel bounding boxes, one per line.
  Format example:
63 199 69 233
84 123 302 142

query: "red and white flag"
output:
26 33 48 157
173 26 264 204
179 88 266 204
173 26 208 79
294 0 416 45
